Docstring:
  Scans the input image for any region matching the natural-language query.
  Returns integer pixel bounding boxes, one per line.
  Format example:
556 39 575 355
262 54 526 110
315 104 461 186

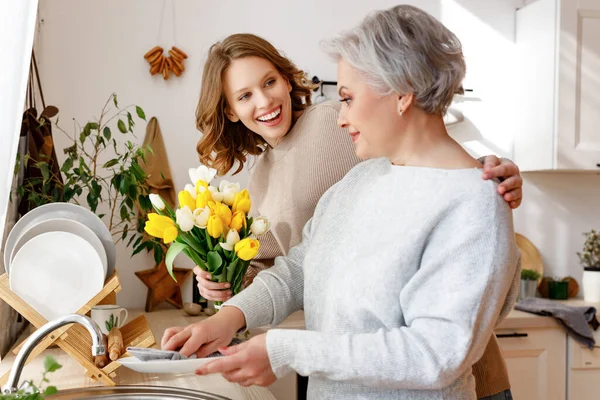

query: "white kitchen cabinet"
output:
496 327 567 400
567 331 600 400
514 0 600 171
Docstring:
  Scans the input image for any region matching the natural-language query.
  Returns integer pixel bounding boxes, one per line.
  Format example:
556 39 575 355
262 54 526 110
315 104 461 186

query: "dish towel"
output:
140 117 177 209
515 298 600 348
127 347 197 361
127 338 245 361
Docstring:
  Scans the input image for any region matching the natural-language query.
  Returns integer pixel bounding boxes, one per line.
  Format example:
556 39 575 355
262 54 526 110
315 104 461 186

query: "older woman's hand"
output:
481 155 523 209
194 266 232 302
196 333 276 387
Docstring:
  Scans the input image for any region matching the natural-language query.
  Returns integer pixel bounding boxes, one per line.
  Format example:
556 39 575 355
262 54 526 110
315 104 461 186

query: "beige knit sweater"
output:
244 100 509 398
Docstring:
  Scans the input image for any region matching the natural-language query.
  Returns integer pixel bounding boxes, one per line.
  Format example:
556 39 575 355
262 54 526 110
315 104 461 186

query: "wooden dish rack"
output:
0 270 156 386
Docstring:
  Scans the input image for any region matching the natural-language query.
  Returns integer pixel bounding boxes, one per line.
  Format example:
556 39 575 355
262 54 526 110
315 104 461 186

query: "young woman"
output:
164 7 520 399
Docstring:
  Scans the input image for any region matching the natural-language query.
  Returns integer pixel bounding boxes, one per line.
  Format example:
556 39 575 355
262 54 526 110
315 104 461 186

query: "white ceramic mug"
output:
91 305 128 335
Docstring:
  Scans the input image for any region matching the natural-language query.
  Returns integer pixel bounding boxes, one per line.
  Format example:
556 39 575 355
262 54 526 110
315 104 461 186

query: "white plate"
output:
10 218 108 278
9 231 105 321
4 203 115 278
118 356 220 374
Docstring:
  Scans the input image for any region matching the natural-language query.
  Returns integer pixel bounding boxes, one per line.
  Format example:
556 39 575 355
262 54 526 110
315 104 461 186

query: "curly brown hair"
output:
195 34 316 175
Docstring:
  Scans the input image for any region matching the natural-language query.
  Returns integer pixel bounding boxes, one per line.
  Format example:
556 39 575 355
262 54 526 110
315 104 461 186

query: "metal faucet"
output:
1 314 105 395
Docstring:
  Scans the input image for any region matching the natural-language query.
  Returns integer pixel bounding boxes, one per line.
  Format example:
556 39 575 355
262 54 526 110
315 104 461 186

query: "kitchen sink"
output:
46 385 232 400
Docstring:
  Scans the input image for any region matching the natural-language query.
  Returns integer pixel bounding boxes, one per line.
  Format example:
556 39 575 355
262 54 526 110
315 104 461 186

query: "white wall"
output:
32 0 595 308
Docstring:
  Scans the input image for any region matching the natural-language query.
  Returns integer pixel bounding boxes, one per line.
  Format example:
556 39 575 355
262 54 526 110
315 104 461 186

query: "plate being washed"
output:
118 355 222 375
4 202 115 278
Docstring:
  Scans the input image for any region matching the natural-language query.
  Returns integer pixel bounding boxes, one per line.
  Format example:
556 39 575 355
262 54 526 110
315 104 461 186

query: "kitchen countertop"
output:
1 300 595 398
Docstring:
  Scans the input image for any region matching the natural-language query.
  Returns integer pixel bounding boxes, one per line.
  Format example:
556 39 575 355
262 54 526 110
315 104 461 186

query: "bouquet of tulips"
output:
144 165 269 307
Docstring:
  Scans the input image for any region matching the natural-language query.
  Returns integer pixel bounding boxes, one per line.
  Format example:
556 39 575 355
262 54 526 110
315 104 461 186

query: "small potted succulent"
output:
546 277 569 300
520 269 540 300
577 229 600 302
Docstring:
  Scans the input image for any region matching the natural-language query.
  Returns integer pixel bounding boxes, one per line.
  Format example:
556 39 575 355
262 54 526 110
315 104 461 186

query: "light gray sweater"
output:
226 158 520 399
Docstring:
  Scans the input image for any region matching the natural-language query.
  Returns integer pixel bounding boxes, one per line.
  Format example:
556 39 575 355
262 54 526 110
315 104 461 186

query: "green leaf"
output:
39 163 50 183
121 225 129 241
103 126 112 140
127 233 137 248
44 355 62 373
117 119 127 133
87 192 98 212
128 184 138 200
45 386 59 395
226 258 239 282
138 194 151 211
207 251 223 273
133 235 144 250
127 111 134 131
119 175 129 194
166 242 189 281
153 243 164 265
61 157 73 173
91 180 102 197
136 105 146 121
120 205 128 221
132 242 146 257
113 94 118 107
103 158 119 169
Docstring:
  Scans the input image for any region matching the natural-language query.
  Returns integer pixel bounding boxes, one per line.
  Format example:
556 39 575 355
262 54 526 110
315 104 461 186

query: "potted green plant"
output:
519 269 540 300
16 93 164 264
546 277 569 300
577 229 600 302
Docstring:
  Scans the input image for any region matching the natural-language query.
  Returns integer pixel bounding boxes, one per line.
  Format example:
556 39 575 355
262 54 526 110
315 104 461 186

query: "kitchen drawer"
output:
496 327 567 400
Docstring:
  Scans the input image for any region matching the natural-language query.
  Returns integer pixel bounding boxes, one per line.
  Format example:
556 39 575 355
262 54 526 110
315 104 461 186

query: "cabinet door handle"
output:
497 333 528 338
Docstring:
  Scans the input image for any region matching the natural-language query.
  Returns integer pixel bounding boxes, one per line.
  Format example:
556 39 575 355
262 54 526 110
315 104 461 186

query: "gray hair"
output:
322 5 465 115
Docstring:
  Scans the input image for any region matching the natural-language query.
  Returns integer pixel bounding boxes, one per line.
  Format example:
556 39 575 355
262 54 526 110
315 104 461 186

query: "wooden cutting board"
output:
516 233 544 282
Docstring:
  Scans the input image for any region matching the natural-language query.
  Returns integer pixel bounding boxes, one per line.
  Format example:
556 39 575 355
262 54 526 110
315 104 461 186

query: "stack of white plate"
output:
4 203 116 321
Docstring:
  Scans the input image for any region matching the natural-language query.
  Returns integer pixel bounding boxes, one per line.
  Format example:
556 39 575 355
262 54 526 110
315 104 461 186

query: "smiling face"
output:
336 59 402 160
222 56 294 148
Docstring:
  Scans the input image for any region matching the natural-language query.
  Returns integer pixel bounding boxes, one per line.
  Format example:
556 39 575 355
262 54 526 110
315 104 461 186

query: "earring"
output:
397 105 403 116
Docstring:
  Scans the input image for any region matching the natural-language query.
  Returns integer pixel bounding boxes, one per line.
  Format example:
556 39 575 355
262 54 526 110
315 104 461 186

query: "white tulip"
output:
219 229 240 251
221 182 241 206
184 184 197 200
208 185 224 202
188 165 217 186
218 180 231 193
193 207 211 229
250 217 270 236
149 193 165 211
175 206 195 232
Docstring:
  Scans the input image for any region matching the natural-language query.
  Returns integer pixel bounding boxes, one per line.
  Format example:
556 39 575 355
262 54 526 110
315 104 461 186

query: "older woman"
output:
163 5 520 399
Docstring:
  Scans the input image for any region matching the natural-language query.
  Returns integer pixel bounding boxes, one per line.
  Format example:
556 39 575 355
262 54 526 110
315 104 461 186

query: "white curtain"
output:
0 0 39 242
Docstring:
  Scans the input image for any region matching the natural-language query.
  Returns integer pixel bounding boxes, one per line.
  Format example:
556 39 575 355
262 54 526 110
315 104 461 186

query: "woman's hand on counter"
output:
161 306 246 358
194 266 233 302
196 333 276 387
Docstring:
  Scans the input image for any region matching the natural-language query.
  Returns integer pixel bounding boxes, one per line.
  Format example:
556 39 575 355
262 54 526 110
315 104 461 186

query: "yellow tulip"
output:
178 190 196 211
234 238 260 261
207 215 224 239
230 211 246 232
208 201 232 226
232 189 251 214
196 187 213 209
144 213 178 244
195 179 209 192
